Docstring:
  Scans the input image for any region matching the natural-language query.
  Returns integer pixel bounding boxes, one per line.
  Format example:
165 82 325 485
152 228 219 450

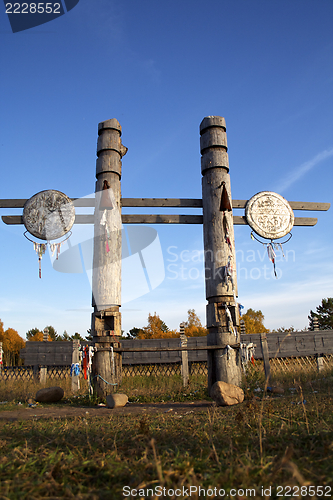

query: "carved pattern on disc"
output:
245 191 294 239
23 190 75 240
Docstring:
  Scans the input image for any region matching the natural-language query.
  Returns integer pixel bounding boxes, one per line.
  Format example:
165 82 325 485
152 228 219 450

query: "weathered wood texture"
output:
1 198 329 210
39 366 47 385
122 198 203 207
90 119 126 397
20 341 74 366
92 341 122 397
260 333 271 383
1 214 319 226
117 345 240 352
122 214 203 224
180 334 189 387
91 119 123 313
19 332 333 366
200 116 242 390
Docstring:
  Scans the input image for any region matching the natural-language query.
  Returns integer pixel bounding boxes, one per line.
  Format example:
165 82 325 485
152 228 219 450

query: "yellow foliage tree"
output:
28 331 53 341
0 320 26 366
241 308 269 334
183 309 208 337
137 313 178 339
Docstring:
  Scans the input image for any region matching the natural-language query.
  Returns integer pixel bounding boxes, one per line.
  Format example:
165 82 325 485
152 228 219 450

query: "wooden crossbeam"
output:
1 214 318 226
0 198 330 210
113 344 240 352
0 197 327 226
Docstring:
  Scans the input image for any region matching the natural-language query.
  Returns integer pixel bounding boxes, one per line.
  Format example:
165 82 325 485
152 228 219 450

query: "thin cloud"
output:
277 148 333 193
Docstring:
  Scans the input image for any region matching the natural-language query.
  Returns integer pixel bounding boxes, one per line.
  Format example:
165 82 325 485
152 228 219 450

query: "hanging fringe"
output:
25 231 71 279
100 209 112 253
267 242 277 278
70 363 81 376
223 211 233 251
33 242 46 278
50 242 63 260
250 231 292 279
225 305 237 337
240 343 256 372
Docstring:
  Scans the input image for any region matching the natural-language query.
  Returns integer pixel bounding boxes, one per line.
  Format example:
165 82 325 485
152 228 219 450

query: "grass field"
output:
0 366 332 499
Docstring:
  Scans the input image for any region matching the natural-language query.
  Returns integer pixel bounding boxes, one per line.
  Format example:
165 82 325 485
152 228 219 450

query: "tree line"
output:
0 298 331 365
125 298 333 339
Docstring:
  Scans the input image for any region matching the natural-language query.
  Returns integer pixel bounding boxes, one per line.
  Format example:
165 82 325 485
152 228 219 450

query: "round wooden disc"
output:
245 191 294 239
23 190 75 241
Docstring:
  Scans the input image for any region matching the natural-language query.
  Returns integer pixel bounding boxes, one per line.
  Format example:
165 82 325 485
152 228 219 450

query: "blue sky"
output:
0 0 332 340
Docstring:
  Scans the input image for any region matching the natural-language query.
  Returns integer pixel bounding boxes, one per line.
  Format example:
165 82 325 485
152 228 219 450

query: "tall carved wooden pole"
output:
91 119 127 397
200 116 242 392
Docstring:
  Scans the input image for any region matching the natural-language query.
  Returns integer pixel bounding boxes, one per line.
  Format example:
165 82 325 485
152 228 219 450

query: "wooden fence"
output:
18 330 333 366
0 331 332 389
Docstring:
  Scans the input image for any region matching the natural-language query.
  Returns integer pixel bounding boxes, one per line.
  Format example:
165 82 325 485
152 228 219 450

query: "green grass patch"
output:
0 388 332 498
0 369 332 497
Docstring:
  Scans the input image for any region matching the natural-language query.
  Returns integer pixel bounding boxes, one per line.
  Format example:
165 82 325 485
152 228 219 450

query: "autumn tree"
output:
0 320 25 366
26 327 42 340
183 309 208 337
308 298 333 330
136 313 177 339
28 331 47 341
241 308 269 334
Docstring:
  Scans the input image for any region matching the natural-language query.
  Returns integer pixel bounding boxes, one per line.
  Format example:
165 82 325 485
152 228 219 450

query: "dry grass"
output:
0 387 332 498
0 364 332 497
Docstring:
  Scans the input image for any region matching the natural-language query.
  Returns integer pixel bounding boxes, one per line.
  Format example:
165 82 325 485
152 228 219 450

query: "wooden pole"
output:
200 116 242 392
316 354 324 373
260 333 271 384
179 323 189 387
40 327 49 385
91 119 127 398
71 339 80 393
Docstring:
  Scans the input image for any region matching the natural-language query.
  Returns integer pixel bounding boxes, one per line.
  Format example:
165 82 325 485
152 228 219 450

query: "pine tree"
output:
308 298 333 330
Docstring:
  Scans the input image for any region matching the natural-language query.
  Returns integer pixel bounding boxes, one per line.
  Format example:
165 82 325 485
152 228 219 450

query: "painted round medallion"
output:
245 191 294 239
23 190 75 240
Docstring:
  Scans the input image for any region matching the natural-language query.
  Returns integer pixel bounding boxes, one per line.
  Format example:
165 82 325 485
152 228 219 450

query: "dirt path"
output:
0 401 214 421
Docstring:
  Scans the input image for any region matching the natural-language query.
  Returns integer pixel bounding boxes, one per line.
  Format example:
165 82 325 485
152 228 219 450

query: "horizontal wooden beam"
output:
0 198 204 208
293 217 317 226
122 214 203 224
1 214 318 226
122 198 203 208
289 201 330 211
0 199 28 208
113 344 240 353
230 200 330 211
0 198 330 210
232 216 317 227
